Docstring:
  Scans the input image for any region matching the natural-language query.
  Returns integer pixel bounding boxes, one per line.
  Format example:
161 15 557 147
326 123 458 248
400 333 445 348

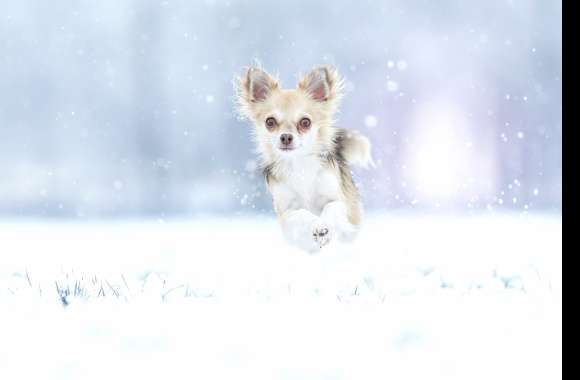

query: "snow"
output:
0 213 561 380
396 60 408 71
364 115 378 128
386 80 399 92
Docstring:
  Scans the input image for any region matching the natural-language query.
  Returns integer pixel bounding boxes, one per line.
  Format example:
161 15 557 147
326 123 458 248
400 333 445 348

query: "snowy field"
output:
0 213 561 380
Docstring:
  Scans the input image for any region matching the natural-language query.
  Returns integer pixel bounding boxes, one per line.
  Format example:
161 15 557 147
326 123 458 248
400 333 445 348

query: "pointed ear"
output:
239 67 278 103
298 65 344 103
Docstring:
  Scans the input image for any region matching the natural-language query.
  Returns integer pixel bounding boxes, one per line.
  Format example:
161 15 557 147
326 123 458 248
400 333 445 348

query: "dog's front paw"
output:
312 224 331 249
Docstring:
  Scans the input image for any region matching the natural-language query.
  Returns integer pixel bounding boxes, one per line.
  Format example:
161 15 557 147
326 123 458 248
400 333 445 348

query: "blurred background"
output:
0 0 561 219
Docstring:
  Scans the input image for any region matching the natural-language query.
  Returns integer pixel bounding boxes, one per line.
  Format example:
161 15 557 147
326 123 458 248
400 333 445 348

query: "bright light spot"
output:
396 60 407 71
517 131 524 139
205 95 214 103
364 115 378 128
387 60 394 68
406 100 483 202
202 64 209 71
387 80 399 92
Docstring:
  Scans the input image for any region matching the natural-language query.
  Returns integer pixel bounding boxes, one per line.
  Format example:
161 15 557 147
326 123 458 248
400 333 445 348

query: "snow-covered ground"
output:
0 213 561 380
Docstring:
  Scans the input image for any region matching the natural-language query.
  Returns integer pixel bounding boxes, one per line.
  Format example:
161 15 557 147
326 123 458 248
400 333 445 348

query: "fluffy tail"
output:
335 128 375 168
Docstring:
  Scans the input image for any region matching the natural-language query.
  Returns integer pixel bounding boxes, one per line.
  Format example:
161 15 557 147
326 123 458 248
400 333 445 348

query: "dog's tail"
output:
335 128 375 169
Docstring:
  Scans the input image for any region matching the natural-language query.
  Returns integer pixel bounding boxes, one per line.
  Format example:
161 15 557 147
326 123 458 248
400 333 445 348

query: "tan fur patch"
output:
234 65 370 229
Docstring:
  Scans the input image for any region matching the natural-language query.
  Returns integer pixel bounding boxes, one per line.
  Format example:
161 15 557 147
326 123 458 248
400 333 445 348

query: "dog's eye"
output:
299 117 311 130
265 117 277 129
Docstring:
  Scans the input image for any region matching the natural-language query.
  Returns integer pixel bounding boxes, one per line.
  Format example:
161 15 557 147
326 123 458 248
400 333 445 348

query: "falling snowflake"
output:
364 115 378 128
244 159 257 172
396 60 408 71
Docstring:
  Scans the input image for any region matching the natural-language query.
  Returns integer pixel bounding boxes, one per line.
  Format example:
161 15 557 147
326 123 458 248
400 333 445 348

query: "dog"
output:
235 65 373 253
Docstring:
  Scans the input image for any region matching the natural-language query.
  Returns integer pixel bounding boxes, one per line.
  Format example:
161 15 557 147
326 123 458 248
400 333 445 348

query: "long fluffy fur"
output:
333 128 374 169
234 64 372 249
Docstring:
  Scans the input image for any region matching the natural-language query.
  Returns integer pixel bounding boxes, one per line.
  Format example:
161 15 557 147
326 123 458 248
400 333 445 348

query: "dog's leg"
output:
320 201 358 243
280 209 329 252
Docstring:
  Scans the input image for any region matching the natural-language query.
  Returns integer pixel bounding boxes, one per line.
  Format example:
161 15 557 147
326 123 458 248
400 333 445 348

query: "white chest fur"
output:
269 155 341 216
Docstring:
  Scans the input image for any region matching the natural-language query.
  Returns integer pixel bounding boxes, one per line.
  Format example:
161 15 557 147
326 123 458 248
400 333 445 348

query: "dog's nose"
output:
280 133 294 146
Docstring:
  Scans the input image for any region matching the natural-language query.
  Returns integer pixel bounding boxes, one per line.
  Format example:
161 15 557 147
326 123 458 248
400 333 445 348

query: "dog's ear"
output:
240 67 278 103
298 65 344 103
235 67 279 120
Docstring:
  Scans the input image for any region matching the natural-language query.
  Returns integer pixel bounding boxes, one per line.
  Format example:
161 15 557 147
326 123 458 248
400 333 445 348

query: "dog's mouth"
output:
278 146 296 152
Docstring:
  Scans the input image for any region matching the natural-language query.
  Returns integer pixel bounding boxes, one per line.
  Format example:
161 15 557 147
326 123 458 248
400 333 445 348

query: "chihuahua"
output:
235 65 373 253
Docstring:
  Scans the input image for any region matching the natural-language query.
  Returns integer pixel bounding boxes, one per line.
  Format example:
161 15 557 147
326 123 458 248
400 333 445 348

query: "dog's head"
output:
235 65 344 161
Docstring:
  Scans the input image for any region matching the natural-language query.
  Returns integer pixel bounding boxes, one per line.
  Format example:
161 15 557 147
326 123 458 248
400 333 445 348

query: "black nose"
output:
280 133 294 146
